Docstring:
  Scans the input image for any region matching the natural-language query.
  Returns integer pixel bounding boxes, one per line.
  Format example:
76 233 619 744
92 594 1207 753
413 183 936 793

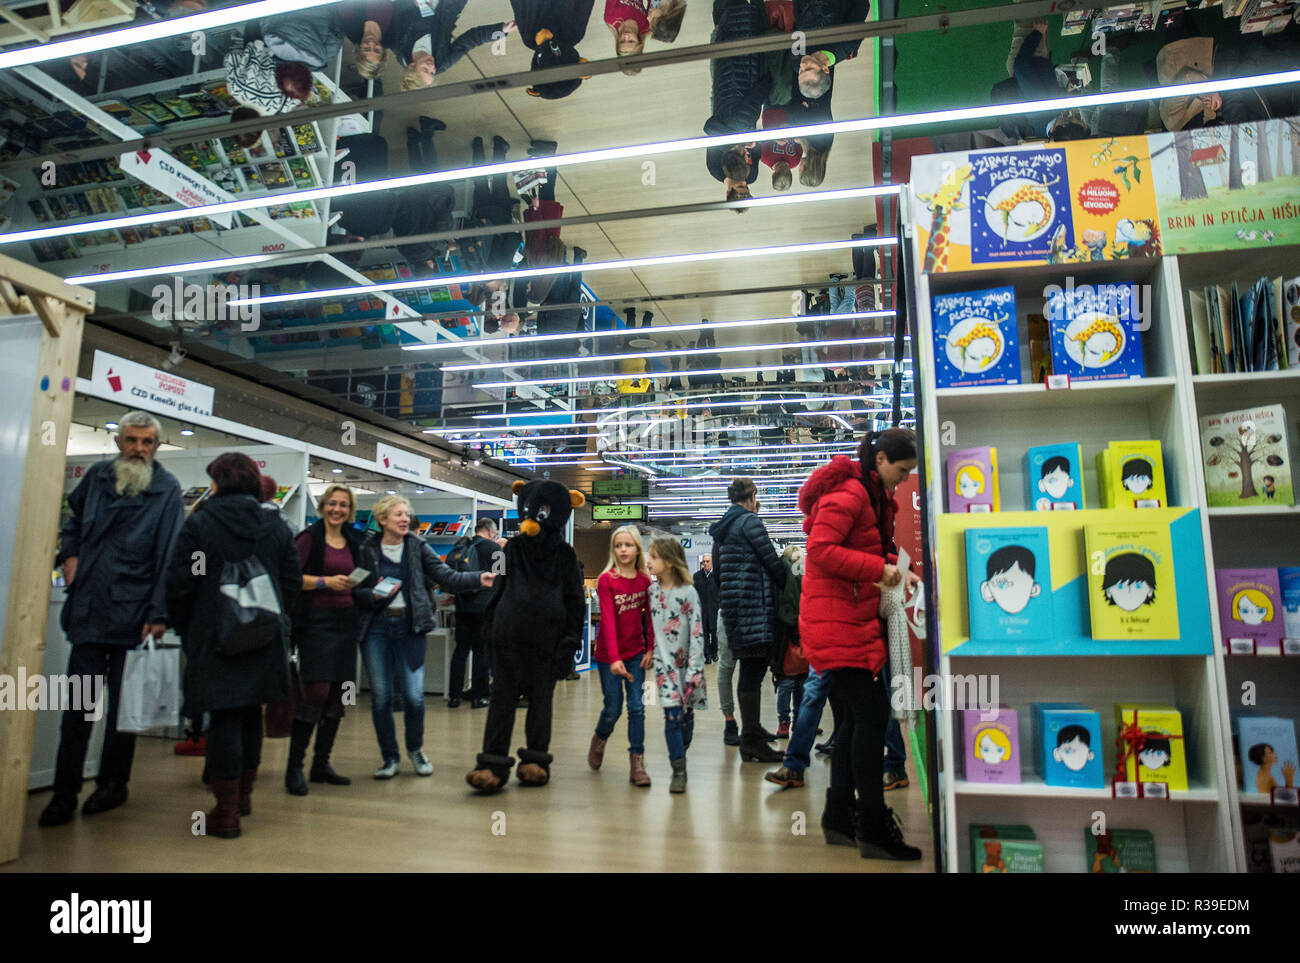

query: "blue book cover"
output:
931 286 1021 389
1237 716 1298 797
1046 281 1147 382
1035 705 1106 788
1280 567 1300 640
969 148 1073 263
966 527 1054 641
1024 443 1085 511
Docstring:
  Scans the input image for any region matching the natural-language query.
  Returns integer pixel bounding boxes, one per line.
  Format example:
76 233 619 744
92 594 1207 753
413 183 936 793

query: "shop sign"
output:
593 504 645 521
118 149 234 229
89 350 214 419
375 442 430 483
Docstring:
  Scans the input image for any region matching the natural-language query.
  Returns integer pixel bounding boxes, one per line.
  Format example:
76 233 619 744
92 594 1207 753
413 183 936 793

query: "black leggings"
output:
207 706 263 781
737 656 767 693
827 668 889 810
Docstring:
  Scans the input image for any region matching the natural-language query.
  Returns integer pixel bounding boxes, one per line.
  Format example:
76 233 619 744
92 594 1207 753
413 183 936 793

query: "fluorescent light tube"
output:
474 359 888 390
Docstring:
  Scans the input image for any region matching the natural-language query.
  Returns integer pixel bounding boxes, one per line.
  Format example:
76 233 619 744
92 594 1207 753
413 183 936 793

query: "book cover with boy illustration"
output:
1033 704 1106 788
962 708 1021 783
1084 521 1179 640
1024 442 1085 510
1198 405 1293 507
1085 828 1157 873
1236 716 1298 797
946 446 1000 513
1046 281 1146 382
1216 568 1285 650
965 528 1053 641
1097 441 1168 509
1116 704 1188 791
930 286 1021 388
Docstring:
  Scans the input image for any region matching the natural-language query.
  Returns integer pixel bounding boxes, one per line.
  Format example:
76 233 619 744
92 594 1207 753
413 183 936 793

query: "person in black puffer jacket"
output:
705 0 766 191
709 477 787 764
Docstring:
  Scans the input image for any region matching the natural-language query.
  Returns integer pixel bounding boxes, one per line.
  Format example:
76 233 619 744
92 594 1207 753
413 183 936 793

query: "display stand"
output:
0 254 93 866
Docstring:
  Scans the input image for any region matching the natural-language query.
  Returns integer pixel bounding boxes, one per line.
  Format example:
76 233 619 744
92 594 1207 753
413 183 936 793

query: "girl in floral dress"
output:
646 537 707 794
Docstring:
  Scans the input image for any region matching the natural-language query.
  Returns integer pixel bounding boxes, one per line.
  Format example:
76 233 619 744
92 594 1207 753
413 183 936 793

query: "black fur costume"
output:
466 479 586 793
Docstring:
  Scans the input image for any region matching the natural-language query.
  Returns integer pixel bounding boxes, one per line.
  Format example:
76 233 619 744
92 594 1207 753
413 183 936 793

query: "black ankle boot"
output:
309 716 351 785
855 804 923 861
285 717 313 796
737 691 783 762
624 307 636 329
821 787 855 846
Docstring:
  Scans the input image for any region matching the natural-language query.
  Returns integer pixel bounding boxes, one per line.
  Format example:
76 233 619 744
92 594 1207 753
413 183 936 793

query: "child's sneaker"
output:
776 721 790 739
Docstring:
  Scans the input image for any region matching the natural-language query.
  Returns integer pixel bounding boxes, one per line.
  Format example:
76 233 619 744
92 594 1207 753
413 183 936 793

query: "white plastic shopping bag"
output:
116 637 181 733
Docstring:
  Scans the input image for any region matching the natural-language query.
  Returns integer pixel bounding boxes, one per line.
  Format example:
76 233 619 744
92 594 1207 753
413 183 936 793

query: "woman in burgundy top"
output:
589 525 654 787
284 484 365 796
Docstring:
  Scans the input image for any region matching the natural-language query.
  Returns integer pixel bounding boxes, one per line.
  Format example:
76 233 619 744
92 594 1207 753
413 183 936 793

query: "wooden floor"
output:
5 667 933 873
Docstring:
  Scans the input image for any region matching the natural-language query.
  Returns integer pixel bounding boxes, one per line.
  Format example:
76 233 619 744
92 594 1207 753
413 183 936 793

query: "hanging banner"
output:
911 133 1162 272
89 350 214 418
375 442 430 483
1149 117 1300 255
118 149 235 229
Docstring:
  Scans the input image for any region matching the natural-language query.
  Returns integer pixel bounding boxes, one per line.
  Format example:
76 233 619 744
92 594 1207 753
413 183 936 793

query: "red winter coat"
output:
798 456 896 674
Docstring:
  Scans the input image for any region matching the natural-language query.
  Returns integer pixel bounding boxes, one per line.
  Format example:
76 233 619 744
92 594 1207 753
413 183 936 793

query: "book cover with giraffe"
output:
931 286 1021 388
970 148 1074 263
1045 281 1147 382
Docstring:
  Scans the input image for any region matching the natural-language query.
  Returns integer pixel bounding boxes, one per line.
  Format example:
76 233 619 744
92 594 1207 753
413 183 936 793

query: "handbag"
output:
264 655 303 738
116 637 181 733
782 640 810 677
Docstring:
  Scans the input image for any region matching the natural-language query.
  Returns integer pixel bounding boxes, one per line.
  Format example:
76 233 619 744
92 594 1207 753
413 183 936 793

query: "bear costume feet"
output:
516 748 553 787
466 753 515 794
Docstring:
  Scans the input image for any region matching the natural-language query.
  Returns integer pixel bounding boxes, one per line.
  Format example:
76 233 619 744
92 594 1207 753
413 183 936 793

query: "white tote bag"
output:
116 637 181 733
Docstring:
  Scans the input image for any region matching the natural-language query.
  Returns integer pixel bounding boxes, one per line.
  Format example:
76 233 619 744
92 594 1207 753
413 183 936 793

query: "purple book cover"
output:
1216 568 1284 650
963 708 1021 783
947 446 999 513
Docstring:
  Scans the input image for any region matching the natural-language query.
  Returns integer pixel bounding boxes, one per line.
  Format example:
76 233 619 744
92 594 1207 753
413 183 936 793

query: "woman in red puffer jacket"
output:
799 427 921 862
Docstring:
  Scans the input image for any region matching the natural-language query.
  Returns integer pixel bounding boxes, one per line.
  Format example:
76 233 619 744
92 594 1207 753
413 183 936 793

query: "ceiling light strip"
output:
475 359 889 390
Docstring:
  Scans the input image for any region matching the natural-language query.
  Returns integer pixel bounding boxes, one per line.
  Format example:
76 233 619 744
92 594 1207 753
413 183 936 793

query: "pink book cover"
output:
962 707 1021 784
947 446 997 513
1216 568 1284 651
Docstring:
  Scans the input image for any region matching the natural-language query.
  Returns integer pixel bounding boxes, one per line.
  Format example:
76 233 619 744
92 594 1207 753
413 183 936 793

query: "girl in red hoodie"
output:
799 428 922 861
589 525 654 787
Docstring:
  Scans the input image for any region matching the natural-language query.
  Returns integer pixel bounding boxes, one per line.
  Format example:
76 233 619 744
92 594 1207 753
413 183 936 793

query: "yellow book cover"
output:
1107 441 1167 508
1084 520 1179 640
1116 704 1189 791
1095 450 1113 509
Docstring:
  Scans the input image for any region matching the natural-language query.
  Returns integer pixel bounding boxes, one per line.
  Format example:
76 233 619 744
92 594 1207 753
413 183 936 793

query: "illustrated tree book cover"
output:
1199 405 1293 507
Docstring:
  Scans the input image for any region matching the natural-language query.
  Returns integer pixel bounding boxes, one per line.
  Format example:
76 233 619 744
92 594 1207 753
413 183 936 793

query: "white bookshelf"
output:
907 201 1243 873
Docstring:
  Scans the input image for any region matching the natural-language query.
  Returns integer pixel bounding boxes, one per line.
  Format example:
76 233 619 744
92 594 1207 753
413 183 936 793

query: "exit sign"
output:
593 477 647 497
593 504 645 521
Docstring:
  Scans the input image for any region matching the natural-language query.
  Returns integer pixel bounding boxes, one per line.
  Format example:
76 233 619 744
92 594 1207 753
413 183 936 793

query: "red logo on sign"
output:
135 150 152 165
106 368 123 392
1078 178 1120 215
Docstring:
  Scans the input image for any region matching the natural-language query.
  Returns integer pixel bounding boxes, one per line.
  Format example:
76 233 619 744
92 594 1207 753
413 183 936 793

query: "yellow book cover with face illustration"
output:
1116 704 1188 791
1098 441 1168 509
1084 520 1179 640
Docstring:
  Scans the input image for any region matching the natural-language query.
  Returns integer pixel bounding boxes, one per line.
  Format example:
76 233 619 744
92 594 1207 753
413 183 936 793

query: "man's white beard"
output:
113 456 153 496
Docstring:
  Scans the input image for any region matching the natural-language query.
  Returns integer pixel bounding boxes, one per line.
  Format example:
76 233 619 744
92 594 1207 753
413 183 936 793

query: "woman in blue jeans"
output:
355 495 492 778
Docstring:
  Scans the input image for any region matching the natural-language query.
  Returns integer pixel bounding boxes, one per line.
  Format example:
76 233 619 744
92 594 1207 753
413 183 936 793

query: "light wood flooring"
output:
5 666 933 872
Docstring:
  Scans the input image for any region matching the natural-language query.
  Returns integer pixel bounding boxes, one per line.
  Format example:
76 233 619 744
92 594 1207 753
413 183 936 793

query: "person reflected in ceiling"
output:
392 0 513 91
606 0 688 75
512 0 597 99
340 0 396 80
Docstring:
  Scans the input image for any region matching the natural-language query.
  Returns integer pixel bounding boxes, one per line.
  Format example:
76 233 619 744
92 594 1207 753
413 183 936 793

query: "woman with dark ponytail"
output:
797 427 923 861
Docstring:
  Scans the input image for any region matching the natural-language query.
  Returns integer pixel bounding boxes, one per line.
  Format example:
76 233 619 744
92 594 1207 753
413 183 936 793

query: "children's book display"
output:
1033 704 1106 788
947 447 1000 512
1236 716 1298 797
1096 440 1168 509
1024 442 1085 510
1116 704 1189 792
962 708 1021 784
965 528 1053 642
1187 275 1296 375
1046 281 1146 382
969 824 1044 873
1084 519 1179 641
1086 828 1158 873
1216 568 1285 651
1198 405 1293 507
930 286 1021 388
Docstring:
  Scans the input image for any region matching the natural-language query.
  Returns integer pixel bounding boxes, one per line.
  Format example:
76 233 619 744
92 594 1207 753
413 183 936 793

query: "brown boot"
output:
238 769 256 817
629 753 651 787
208 779 241 839
588 734 607 770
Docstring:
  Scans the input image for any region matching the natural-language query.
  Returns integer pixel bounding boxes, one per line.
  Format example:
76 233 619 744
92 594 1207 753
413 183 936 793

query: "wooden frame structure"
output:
0 0 134 45
0 253 93 865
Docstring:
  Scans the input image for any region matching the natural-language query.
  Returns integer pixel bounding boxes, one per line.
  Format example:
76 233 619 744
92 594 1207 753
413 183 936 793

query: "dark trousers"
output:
450 611 489 699
703 617 717 661
481 649 556 763
207 706 263 781
736 654 767 693
54 643 136 794
828 668 890 811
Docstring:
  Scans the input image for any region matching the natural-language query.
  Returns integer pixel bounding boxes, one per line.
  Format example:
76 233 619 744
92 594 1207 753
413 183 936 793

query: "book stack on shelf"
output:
1187 275 1298 374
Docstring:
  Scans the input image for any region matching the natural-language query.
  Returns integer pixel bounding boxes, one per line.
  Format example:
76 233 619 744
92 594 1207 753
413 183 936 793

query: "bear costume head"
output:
512 479 584 538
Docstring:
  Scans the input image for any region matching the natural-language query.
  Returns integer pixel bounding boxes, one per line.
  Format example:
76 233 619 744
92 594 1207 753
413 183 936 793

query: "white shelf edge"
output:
953 777 1221 803
1207 505 1300 516
936 376 1176 401
1192 369 1300 386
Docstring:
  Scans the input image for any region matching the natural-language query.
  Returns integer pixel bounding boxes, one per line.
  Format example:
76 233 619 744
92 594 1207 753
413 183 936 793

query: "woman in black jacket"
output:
392 0 512 90
165 453 301 839
708 477 787 763
355 495 493 778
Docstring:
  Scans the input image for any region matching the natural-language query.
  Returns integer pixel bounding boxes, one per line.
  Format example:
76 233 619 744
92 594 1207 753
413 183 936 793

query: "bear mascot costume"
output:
466 479 586 793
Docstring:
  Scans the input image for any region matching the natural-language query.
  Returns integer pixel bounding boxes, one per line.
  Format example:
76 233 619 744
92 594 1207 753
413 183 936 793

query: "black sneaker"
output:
723 720 740 746
81 780 127 816
38 792 78 827
447 697 462 708
527 139 558 157
471 697 489 709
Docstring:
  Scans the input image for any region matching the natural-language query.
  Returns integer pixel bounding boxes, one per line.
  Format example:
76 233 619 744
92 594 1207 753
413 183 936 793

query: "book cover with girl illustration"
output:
1096 440 1168 509
1116 704 1188 791
947 446 1000 513
930 286 1021 388
1045 281 1146 382
1084 521 1179 640
962 708 1021 784
1024 442 1085 510
1237 716 1298 797
965 528 1053 641
1216 568 1285 651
